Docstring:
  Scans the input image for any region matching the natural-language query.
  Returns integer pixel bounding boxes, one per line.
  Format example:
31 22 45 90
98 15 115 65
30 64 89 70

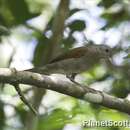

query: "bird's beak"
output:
108 57 113 63
109 57 112 61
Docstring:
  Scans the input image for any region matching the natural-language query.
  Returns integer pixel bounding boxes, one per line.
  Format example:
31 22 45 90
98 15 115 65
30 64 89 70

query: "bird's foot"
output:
66 73 76 82
66 74 84 88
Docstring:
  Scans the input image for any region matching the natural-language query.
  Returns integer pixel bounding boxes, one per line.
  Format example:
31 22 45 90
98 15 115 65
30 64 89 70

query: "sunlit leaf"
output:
98 0 117 8
68 20 86 32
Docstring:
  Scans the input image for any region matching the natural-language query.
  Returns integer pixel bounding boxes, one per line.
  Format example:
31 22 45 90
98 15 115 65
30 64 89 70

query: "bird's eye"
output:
105 49 109 52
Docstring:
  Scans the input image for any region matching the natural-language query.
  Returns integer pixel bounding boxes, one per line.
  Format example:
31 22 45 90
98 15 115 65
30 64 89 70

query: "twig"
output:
13 83 38 116
0 68 130 114
13 87 32 97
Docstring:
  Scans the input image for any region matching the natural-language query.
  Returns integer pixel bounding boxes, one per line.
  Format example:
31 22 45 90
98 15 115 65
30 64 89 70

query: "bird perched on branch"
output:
26 44 112 81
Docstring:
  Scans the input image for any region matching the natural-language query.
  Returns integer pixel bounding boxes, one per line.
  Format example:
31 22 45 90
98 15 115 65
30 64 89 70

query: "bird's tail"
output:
23 66 50 75
23 63 65 75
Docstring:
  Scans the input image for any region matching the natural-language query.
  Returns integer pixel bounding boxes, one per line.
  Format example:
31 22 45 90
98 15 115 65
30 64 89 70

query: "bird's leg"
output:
66 73 85 88
66 73 82 86
66 73 77 82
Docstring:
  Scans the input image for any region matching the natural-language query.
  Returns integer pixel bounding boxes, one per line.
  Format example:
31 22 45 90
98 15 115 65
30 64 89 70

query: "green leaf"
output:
112 79 130 98
101 8 130 29
38 109 71 130
68 20 86 32
0 0 40 26
0 25 10 36
62 35 76 50
123 54 130 59
15 104 28 125
99 109 129 121
98 0 117 8
7 0 39 24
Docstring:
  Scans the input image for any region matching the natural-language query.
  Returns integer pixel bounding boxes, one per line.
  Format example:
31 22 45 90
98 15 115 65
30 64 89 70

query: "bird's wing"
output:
49 47 87 63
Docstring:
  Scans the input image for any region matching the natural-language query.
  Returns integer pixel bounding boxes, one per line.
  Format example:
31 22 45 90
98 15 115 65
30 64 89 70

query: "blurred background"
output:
0 0 130 130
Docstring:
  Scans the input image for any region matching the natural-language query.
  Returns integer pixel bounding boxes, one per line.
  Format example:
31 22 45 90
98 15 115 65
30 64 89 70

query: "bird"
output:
25 44 112 81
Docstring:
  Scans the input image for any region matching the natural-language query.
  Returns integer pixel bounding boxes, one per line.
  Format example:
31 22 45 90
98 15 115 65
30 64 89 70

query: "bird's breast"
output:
44 56 100 75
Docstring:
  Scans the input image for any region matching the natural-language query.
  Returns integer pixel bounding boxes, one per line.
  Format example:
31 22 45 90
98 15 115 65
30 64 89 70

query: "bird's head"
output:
87 44 112 59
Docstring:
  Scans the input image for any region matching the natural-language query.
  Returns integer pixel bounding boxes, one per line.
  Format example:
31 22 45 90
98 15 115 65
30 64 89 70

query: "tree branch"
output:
0 68 130 115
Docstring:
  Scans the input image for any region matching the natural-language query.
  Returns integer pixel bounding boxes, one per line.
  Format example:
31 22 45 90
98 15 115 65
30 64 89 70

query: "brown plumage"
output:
49 47 87 63
25 44 111 78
